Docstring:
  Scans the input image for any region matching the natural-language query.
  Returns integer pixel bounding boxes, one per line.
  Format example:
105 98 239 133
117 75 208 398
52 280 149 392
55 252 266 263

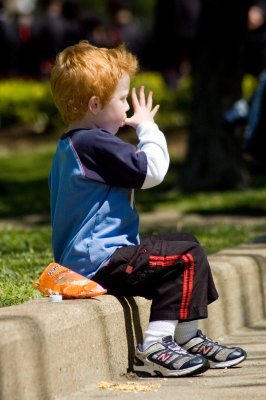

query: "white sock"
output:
142 320 178 351
175 320 198 345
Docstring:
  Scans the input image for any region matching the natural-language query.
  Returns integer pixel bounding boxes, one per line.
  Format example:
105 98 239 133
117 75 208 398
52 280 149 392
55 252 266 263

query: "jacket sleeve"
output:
71 129 148 188
136 122 170 189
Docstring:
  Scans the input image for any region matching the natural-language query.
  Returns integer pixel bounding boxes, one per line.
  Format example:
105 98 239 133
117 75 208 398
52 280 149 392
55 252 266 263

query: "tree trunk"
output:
180 0 250 191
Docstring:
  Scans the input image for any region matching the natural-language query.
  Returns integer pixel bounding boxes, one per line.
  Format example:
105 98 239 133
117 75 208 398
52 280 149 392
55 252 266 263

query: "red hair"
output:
50 40 138 124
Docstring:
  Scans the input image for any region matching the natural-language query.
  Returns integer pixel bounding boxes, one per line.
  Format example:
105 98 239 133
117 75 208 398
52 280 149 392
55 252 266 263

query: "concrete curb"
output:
0 243 265 400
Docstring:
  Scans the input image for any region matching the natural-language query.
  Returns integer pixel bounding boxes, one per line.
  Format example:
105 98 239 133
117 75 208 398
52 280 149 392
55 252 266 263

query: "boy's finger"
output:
151 104 160 117
139 86 146 107
146 91 153 110
131 87 139 109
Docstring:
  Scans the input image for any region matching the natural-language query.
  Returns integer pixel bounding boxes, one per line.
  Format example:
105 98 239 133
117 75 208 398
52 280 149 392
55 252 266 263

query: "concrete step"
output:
0 243 265 400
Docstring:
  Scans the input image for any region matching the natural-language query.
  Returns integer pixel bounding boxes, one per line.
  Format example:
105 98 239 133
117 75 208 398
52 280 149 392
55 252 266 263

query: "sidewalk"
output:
60 319 266 400
0 233 266 400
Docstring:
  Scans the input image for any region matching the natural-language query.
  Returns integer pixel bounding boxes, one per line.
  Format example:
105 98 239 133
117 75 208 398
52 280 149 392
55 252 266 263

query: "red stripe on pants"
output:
148 253 195 320
179 254 195 320
149 254 184 266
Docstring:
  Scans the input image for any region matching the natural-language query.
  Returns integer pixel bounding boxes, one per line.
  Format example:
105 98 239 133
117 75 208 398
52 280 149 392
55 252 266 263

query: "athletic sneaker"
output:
133 335 209 377
182 330 247 369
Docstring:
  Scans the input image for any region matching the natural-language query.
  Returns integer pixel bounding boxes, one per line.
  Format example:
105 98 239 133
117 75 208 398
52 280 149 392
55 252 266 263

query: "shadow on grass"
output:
0 179 50 218
189 206 266 217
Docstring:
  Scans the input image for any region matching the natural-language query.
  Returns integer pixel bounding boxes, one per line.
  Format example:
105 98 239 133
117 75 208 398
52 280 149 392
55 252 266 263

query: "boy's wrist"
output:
136 121 158 134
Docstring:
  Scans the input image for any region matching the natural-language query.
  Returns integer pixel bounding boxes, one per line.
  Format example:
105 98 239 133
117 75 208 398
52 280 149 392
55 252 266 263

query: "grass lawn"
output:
1 134 266 307
1 222 264 308
0 226 52 307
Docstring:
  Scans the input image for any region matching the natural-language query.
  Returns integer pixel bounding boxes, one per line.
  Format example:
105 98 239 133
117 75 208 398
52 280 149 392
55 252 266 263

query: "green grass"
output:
0 222 264 308
1 138 266 307
179 223 266 253
0 226 52 307
0 143 55 217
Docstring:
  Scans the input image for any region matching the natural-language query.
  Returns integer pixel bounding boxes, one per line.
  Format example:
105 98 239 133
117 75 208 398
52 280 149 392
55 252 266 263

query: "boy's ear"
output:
88 96 101 115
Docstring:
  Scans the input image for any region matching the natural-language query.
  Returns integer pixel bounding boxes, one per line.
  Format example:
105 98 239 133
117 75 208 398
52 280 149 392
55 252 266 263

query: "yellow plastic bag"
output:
33 262 107 299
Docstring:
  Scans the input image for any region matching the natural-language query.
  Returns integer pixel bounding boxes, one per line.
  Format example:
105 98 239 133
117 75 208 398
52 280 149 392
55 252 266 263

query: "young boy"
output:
49 40 247 377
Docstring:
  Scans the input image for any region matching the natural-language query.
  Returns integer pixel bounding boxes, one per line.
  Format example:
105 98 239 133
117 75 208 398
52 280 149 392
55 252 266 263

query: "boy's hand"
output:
125 86 160 129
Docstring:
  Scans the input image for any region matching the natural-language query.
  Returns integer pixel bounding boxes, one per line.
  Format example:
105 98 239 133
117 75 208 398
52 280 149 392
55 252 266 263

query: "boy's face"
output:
96 73 130 135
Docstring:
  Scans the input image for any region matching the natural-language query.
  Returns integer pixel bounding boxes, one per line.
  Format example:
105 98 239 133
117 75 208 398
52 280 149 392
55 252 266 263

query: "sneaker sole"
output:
133 359 210 378
209 354 247 369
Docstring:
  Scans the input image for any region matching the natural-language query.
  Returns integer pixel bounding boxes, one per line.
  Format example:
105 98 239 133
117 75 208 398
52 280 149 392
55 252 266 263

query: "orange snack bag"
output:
33 262 107 299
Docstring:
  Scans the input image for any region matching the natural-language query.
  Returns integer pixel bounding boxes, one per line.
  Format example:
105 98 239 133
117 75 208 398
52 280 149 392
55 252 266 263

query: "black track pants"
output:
93 233 218 322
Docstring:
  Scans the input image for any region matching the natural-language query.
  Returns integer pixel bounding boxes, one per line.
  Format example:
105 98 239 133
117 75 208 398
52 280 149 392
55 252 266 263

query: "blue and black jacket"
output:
49 122 169 278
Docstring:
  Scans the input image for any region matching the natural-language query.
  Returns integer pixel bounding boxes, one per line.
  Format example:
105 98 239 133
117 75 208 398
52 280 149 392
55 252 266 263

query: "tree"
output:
180 0 250 191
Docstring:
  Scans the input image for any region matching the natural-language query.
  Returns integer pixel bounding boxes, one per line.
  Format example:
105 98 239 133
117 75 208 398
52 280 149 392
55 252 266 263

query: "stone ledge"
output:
0 245 265 400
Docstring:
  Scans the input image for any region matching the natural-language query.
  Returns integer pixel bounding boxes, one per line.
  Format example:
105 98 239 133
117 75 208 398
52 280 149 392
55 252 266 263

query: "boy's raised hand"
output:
125 86 160 129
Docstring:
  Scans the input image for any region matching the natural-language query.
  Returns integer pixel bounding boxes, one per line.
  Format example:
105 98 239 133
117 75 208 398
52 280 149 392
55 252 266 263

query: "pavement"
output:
0 211 266 400
60 320 266 400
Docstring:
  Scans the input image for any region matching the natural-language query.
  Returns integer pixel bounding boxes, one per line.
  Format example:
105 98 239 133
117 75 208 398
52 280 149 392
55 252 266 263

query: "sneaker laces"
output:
199 331 220 347
163 336 188 355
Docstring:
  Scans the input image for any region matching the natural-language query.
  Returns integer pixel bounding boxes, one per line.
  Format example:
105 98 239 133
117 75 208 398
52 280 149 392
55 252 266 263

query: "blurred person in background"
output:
243 1 266 166
151 0 201 88
80 9 109 48
0 0 150 77
31 0 67 77
0 0 18 77
1 0 37 77
224 1 266 170
107 0 147 61
246 0 266 77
